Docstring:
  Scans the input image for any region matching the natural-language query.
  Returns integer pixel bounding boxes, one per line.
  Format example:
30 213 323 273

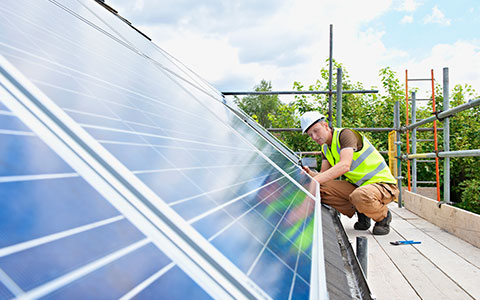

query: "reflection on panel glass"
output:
0 1 319 299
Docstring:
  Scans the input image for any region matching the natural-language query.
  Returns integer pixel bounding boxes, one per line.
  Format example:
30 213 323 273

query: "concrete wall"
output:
404 191 480 248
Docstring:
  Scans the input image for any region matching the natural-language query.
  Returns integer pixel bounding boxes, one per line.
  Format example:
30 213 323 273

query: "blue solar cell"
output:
0 114 31 132
0 219 144 291
249 248 297 300
0 283 14 300
0 134 73 177
0 178 118 247
45 243 174 300
134 266 212 300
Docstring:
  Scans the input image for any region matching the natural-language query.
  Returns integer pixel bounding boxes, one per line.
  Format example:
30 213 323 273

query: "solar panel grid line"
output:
45 0 140 56
0 129 34 136
78 123 252 151
288 199 313 300
168 173 275 207
1 57 261 300
0 215 124 258
246 188 303 277
16 238 151 300
0 172 78 183
129 162 271 176
0 268 23 297
75 0 221 100
32 76 220 128
187 175 287 225
206 179 291 243
118 262 176 300
97 139 257 155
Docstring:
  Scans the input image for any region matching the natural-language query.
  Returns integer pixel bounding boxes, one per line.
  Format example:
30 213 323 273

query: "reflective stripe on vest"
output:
321 128 396 186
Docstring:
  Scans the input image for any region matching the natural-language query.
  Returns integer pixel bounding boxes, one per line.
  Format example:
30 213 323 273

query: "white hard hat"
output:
300 111 326 133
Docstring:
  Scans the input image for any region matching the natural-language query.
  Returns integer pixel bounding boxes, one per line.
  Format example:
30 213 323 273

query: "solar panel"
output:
0 1 327 299
0 105 212 299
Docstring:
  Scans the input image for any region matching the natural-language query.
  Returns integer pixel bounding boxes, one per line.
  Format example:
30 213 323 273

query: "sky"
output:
107 0 480 102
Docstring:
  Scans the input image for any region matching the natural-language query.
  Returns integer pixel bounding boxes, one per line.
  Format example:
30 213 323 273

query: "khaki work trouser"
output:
320 180 399 222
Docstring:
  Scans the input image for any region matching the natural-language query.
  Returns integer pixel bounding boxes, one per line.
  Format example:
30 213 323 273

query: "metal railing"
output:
395 68 480 205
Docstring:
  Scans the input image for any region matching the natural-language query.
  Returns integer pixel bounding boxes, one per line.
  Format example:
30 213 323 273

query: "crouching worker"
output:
299 111 399 235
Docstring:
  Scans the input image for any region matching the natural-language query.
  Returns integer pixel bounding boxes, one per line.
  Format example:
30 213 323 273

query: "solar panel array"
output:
0 1 326 299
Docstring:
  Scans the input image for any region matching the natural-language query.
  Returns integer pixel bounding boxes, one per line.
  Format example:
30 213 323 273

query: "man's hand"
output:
302 166 317 177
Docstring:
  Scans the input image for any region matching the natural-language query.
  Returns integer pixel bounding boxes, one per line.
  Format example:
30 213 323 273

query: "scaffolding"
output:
222 25 480 208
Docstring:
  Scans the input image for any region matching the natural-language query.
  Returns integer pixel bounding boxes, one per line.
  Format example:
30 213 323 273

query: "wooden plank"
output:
395 205 480 268
390 206 480 299
340 204 475 299
340 215 420 300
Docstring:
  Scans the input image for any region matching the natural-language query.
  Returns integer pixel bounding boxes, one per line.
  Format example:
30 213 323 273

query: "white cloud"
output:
126 0 397 94
401 15 414 24
424 5 451 26
395 0 421 12
394 40 480 98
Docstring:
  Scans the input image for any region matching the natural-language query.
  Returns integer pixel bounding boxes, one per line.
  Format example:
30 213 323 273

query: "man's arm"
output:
312 148 353 184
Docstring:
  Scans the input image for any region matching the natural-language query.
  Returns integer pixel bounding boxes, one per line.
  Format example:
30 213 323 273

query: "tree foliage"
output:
234 79 280 128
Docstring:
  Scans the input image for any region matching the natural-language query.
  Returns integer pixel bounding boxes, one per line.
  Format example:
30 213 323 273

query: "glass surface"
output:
0 1 319 298
0 115 211 298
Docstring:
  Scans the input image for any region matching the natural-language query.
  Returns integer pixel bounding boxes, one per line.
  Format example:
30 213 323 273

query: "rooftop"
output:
341 202 480 300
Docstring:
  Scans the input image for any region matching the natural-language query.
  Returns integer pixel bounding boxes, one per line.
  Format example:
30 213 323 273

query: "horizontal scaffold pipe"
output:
406 149 480 159
222 90 378 96
268 127 443 132
404 98 480 131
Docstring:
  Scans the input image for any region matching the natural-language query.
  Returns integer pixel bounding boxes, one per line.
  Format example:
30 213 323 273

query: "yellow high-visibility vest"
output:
321 128 396 186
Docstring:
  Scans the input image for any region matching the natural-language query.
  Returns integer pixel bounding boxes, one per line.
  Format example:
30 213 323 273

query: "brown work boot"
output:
354 212 371 230
372 210 392 235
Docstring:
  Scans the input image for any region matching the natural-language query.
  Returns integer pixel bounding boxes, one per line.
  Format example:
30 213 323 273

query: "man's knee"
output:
349 187 372 205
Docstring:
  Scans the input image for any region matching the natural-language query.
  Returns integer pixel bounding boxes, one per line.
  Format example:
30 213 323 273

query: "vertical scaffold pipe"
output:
405 70 411 191
328 24 333 127
412 91 417 193
336 68 343 128
443 67 450 203
431 69 441 202
394 101 403 207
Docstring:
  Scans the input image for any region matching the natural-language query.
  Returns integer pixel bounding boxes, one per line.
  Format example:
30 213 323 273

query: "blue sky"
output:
370 1 480 60
108 0 480 101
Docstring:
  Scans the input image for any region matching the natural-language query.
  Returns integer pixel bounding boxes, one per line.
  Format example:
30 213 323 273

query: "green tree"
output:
234 80 280 128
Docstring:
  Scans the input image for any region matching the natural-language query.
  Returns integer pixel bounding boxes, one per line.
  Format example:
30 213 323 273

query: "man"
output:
299 111 398 235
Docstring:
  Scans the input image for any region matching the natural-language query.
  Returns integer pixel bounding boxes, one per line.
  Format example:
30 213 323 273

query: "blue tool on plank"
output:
390 240 422 245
